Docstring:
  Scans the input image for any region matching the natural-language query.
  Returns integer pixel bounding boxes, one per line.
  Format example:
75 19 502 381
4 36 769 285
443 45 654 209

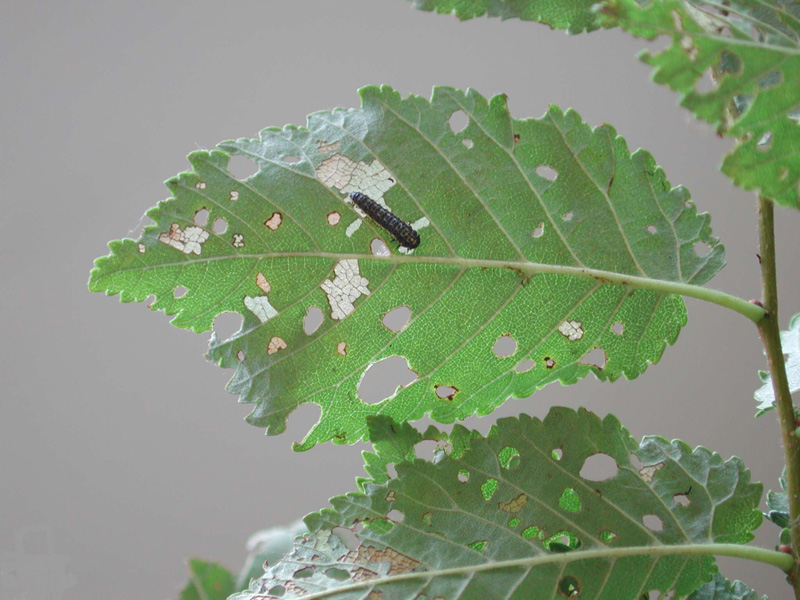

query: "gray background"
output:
2 1 799 598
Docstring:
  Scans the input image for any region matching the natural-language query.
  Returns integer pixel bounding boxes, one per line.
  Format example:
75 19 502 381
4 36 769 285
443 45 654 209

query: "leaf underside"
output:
180 559 236 600
90 86 725 450
407 0 606 34
688 573 766 600
233 408 762 600
755 312 800 415
598 0 800 210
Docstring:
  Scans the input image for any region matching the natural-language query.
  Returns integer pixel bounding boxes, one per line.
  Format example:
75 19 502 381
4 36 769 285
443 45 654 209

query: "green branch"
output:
756 196 800 595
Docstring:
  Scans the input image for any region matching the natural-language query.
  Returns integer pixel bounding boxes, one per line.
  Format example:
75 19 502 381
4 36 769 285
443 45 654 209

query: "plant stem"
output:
756 196 800 594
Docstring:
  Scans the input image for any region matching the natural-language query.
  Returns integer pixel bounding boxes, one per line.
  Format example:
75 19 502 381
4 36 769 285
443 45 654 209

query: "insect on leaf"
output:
232 408 763 600
90 86 725 449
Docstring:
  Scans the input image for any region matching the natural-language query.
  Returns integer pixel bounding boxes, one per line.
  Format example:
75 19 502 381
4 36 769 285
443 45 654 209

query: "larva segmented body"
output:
349 192 420 249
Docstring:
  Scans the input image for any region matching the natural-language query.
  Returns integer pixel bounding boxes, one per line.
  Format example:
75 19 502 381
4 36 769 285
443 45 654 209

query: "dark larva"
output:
349 191 420 249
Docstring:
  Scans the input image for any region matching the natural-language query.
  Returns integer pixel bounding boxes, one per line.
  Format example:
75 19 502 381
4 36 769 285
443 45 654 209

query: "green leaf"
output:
755 313 800 415
180 559 236 600
407 0 607 34
765 471 789 529
359 415 481 489
236 521 308 590
597 0 800 210
232 408 769 600
90 86 728 450
687 573 766 600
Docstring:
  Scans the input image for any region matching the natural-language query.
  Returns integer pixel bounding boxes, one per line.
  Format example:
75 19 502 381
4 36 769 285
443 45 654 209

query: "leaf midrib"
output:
96 250 762 321
263 543 789 600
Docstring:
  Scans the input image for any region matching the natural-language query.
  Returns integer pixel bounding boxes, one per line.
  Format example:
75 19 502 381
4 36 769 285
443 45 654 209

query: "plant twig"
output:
756 196 800 594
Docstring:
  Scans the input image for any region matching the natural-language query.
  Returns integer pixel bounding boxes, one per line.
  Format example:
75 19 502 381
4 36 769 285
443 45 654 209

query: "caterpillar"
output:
349 191 420 249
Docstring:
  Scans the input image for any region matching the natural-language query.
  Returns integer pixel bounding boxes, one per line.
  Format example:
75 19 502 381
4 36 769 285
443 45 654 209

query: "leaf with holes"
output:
755 313 800 415
359 415 482 490
180 559 236 600
688 573 767 599
232 408 769 600
597 0 800 210
89 86 728 450
407 0 607 34
236 521 308 590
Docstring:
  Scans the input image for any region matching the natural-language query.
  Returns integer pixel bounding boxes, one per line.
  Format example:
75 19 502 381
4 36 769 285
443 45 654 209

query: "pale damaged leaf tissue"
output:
90 86 725 449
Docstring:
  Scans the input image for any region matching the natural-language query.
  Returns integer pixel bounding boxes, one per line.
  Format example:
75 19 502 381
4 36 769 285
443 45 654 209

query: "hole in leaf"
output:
532 222 545 238
693 241 711 257
304 306 323 335
611 322 624 335
552 448 563 461
227 154 259 180
536 165 558 181
383 306 411 333
580 348 606 369
236 350 245 362
416 440 440 461
580 453 618 481
559 488 581 512
213 217 228 234
757 131 773 152
643 514 664 532
546 531 581 552
515 359 535 373
467 540 487 552
173 286 188 299
562 211 574 222
325 568 350 581
674 493 691 507
600 530 617 543
386 463 397 479
544 357 556 369
758 70 782 89
458 469 470 483
268 585 285 597
646 224 657 234
508 517 520 528
386 509 404 523
492 334 517 357
522 526 542 540
212 311 243 341
558 575 581 597
422 512 432 526
358 357 418 404
193 208 209 226
371 238 390 256
694 68 717 93
283 155 301 164
449 110 469 133
364 518 394 534
481 478 498 501
332 526 360 551
629 453 643 471
498 446 520 470
294 567 314 578
435 385 458 400
462 138 473 149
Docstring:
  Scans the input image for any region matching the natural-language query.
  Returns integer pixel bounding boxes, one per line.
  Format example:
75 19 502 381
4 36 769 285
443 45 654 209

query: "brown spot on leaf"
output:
264 212 283 230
